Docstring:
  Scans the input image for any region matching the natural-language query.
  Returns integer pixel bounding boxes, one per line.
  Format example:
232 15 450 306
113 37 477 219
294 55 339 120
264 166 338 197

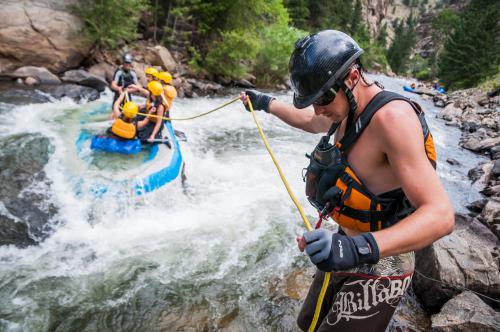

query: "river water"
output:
0 75 487 331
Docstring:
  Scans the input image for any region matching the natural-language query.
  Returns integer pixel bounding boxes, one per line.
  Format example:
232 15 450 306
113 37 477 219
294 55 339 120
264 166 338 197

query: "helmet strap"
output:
340 81 358 134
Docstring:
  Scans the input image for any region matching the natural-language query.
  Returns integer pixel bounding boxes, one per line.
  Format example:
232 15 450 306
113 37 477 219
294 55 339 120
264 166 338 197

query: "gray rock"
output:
61 69 108 92
9 66 60 84
49 84 99 102
24 77 38 86
478 197 500 239
234 79 255 89
0 134 57 246
88 62 115 83
462 136 500 153
387 289 431 332
431 291 500 332
491 145 500 160
467 162 490 183
481 185 500 197
465 198 488 214
413 214 500 312
438 103 462 122
492 159 500 178
446 158 461 166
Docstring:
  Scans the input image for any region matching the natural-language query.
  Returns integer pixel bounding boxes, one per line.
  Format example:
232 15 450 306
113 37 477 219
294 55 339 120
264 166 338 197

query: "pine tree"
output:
376 23 388 48
284 0 310 30
438 0 500 89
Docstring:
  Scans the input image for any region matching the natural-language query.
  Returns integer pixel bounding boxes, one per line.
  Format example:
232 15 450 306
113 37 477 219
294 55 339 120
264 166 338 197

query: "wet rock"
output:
0 134 57 246
462 121 479 133
215 75 232 86
387 289 431 332
446 158 461 166
492 159 500 178
465 199 488 214
0 213 35 247
491 145 500 160
478 197 500 240
413 214 500 312
61 69 108 92
0 83 51 104
467 162 490 184
481 185 500 197
47 84 100 102
431 291 500 332
8 66 60 84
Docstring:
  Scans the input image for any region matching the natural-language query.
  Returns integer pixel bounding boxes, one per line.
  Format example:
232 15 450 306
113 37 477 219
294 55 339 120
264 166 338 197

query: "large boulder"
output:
413 214 500 312
61 69 108 92
48 84 100 102
431 291 500 332
0 0 91 74
8 66 61 84
144 45 178 72
478 197 500 239
88 62 115 84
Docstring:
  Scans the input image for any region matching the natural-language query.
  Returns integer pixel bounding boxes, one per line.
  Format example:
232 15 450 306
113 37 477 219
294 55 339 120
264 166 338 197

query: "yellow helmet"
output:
158 71 173 84
122 101 138 118
145 67 159 77
147 81 164 96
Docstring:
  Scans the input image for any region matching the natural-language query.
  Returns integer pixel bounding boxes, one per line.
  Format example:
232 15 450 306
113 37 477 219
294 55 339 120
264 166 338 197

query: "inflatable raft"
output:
75 104 184 197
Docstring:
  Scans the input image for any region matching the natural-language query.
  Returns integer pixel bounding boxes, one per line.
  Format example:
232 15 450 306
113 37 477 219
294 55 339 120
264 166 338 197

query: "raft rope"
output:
246 99 329 332
135 97 241 121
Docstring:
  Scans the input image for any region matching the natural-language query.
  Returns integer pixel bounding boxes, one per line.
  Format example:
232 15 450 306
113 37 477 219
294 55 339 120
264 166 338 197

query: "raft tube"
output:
90 136 142 155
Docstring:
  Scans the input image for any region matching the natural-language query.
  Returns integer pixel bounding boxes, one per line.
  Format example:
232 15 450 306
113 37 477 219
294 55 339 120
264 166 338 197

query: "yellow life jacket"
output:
111 118 136 139
163 85 177 109
305 91 437 232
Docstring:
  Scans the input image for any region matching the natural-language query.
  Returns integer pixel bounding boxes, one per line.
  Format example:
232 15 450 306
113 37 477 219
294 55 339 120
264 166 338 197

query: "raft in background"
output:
403 85 446 94
75 104 184 197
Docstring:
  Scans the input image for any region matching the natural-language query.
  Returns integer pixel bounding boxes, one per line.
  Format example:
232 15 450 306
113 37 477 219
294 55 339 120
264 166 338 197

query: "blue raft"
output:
76 104 184 196
90 136 142 155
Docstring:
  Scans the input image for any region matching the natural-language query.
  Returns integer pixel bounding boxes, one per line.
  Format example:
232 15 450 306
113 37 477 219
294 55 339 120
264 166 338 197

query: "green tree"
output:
76 0 149 48
284 0 310 30
387 15 417 74
376 23 388 48
438 0 499 89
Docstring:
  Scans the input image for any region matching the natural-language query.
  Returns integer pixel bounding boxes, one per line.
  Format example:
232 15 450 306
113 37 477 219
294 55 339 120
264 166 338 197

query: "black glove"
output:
244 90 274 113
303 229 380 272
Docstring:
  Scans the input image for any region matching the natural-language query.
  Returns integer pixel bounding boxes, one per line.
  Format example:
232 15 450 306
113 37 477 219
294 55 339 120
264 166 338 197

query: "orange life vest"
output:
305 91 437 232
111 118 136 139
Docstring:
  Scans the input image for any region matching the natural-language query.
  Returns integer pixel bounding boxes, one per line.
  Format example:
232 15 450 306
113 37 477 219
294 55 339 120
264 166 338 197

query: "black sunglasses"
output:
313 85 340 106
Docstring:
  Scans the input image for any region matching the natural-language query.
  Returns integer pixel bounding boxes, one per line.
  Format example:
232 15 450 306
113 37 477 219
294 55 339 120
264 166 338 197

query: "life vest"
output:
146 96 165 123
304 91 437 232
111 118 136 139
113 67 136 88
163 85 177 108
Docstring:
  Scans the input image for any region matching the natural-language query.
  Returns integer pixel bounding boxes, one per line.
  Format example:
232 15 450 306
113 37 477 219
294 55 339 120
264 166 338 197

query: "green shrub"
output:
75 0 149 49
254 25 307 86
416 69 431 81
204 30 259 79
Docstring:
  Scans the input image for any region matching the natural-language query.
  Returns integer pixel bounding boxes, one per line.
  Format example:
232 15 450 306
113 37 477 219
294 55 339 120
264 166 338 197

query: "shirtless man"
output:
241 30 454 332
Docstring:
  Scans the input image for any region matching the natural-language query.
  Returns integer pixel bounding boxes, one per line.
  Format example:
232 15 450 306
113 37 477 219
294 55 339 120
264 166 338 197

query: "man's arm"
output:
110 93 125 119
110 70 122 93
371 104 454 257
268 100 333 134
241 91 332 134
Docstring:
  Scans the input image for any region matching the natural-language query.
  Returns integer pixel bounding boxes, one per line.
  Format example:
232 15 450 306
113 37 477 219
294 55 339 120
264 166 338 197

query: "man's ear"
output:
345 68 360 89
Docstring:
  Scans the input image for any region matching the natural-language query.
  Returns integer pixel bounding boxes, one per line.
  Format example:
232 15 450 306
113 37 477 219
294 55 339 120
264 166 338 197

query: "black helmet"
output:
122 53 133 63
289 30 363 109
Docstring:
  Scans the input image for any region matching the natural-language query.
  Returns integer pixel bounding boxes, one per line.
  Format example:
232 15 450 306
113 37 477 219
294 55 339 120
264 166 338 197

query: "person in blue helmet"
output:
241 30 454 332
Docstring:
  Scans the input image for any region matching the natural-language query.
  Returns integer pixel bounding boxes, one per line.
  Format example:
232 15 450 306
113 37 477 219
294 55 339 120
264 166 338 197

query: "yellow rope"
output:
246 99 313 232
135 97 240 121
246 99 329 332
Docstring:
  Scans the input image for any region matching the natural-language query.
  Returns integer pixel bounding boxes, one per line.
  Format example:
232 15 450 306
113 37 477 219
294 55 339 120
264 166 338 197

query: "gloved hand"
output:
241 90 275 113
303 229 380 272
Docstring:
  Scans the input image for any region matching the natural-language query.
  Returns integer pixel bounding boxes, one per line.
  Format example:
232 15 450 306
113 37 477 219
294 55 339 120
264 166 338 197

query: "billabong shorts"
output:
297 251 415 332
